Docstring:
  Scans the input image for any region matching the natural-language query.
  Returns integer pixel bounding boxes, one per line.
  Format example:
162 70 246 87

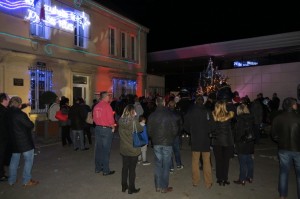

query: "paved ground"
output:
0 133 297 199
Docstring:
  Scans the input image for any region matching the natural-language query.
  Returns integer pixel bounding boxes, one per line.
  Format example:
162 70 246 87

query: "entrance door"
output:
73 75 89 104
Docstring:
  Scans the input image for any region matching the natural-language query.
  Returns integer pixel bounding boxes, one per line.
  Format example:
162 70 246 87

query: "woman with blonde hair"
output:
118 104 144 194
211 100 235 186
233 103 255 185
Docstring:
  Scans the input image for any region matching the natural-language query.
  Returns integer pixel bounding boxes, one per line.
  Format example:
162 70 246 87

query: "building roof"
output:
147 31 300 75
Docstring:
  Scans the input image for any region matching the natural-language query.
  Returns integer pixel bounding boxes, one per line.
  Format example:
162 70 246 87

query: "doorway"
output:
73 75 89 104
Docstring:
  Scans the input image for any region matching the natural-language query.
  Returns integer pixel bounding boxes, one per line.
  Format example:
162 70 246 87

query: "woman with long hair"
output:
118 104 144 194
211 100 235 186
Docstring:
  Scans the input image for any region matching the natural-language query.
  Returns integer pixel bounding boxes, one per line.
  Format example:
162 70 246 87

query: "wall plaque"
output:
13 78 24 86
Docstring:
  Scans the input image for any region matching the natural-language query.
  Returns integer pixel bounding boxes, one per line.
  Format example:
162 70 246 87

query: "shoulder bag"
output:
132 121 148 148
55 110 68 121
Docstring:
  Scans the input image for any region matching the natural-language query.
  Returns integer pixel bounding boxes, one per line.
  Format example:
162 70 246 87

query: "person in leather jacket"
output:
147 96 179 193
7 96 38 187
271 97 300 199
211 100 235 186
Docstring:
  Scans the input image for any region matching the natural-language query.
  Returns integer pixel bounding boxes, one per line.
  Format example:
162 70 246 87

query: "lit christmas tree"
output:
197 58 231 101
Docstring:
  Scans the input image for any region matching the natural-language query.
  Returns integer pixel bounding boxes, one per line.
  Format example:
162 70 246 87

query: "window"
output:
121 32 127 58
29 65 53 113
112 78 136 98
29 0 51 39
109 27 116 55
74 10 89 48
130 35 136 60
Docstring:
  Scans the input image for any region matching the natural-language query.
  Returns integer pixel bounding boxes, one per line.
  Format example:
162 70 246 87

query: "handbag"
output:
240 121 256 143
132 121 148 148
241 130 255 143
55 110 68 121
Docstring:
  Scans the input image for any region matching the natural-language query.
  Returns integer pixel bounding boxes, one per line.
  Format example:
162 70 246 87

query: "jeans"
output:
171 136 182 169
72 130 84 150
95 126 114 174
278 150 300 198
138 145 148 162
153 145 173 189
238 154 254 181
8 149 34 185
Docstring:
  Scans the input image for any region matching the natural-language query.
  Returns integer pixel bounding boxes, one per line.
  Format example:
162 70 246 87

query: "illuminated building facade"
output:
0 0 149 121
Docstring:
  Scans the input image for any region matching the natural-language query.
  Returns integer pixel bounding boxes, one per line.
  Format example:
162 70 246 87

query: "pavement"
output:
0 133 297 199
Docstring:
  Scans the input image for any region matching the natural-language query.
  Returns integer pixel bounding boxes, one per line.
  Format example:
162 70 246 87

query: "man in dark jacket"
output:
250 98 263 144
184 95 213 189
68 97 88 151
271 97 300 199
147 96 179 193
0 93 10 181
7 96 38 187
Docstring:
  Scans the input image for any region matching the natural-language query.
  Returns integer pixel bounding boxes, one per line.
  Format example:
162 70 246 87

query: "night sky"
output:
97 1 300 52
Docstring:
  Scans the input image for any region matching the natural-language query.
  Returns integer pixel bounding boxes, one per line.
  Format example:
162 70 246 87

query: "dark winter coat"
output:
68 103 87 130
183 104 212 152
0 104 9 144
147 106 179 146
211 119 234 147
7 107 34 153
271 110 300 152
234 114 255 154
250 100 263 125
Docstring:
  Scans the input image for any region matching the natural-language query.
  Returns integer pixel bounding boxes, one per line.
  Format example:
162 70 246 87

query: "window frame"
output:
29 0 51 40
29 65 53 113
121 31 128 58
109 27 116 55
130 35 136 61
74 10 89 48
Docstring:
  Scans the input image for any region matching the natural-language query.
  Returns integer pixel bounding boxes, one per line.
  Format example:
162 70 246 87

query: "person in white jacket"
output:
48 97 60 121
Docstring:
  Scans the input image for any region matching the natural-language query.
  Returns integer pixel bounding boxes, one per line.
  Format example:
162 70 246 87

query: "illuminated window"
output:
109 27 116 55
112 78 136 98
130 35 136 60
29 64 53 113
30 0 51 39
121 32 127 58
74 10 89 48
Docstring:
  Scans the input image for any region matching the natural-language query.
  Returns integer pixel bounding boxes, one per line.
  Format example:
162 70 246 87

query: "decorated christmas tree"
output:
197 58 232 101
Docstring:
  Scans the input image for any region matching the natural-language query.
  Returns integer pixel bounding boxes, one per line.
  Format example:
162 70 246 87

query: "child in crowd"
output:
138 115 151 166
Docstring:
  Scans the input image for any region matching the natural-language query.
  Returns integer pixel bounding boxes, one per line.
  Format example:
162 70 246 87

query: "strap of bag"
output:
132 120 137 133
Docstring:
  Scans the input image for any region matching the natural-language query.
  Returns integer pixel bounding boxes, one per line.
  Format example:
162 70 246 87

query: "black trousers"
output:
213 145 234 181
121 155 138 190
0 142 6 177
84 126 92 145
61 126 72 146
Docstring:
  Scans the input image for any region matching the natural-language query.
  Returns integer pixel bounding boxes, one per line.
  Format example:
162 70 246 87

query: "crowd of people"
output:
0 89 299 199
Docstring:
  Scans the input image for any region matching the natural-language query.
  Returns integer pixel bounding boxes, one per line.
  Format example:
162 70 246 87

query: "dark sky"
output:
97 1 300 52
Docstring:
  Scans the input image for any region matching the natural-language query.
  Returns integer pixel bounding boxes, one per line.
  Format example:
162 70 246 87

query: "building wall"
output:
222 62 300 102
146 74 165 97
0 0 148 122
